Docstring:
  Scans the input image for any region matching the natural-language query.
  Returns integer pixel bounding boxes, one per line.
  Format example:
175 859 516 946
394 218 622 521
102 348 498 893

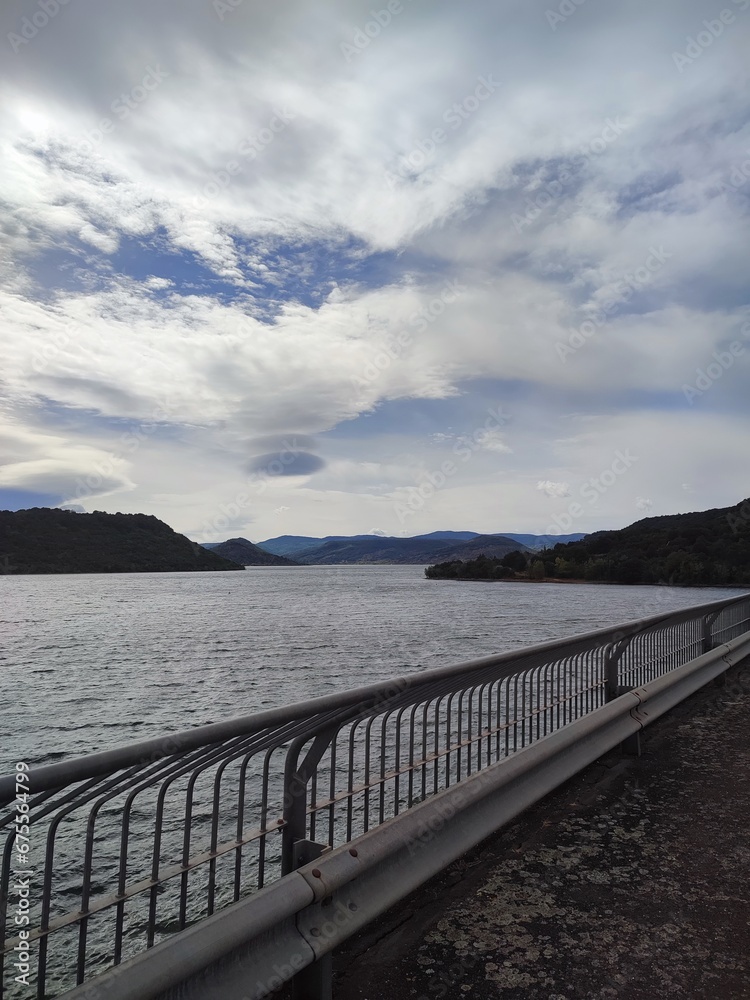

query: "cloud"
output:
0 458 127 500
245 452 326 477
537 481 572 498
474 427 512 454
635 496 654 511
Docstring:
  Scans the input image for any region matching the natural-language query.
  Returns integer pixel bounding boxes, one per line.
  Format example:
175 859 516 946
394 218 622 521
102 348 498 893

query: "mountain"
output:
410 530 480 542
207 537 299 566
256 530 582 563
438 535 534 561
0 508 244 574
255 534 365 558
426 499 750 586
501 532 588 550
293 534 528 565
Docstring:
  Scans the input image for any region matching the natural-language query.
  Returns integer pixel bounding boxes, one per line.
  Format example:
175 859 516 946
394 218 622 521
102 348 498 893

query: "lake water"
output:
1 566 745 777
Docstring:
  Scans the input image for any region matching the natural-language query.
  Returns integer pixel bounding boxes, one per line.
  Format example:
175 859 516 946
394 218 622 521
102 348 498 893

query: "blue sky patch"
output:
0 488 63 511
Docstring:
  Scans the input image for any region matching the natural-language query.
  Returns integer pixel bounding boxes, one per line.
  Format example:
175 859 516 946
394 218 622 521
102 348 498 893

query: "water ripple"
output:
0 567 742 774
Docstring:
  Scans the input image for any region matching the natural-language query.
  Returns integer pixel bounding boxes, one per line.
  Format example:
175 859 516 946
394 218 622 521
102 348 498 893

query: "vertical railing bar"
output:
444 695 453 789
393 709 403 816
363 717 375 834
495 681 502 761
309 768 318 842
38 809 68 997
75 801 105 984
233 751 251 901
433 697 442 796
407 705 418 808
456 690 465 784
256 747 275 892
327 734 338 848
177 778 197 934
346 723 358 843
538 664 544 733
206 760 231 917
1 834 16 999
378 714 389 826
481 682 491 770
420 701 430 802
114 794 137 966
507 675 514 750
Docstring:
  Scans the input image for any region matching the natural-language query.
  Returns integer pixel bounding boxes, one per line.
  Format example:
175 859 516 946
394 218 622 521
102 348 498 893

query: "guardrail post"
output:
604 633 628 703
604 634 640 755
291 941 332 1000
703 610 725 654
703 612 729 686
282 729 336 1000
281 729 335 875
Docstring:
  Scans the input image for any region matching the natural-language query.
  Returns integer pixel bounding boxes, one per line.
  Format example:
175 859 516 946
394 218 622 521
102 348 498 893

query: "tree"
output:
501 549 527 572
529 560 545 580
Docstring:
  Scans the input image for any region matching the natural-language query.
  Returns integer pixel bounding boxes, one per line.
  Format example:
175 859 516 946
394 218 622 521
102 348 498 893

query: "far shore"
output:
426 576 749 588
428 576 612 585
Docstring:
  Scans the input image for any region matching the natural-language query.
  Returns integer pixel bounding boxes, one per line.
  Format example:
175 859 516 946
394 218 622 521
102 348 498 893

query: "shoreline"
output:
426 576 750 588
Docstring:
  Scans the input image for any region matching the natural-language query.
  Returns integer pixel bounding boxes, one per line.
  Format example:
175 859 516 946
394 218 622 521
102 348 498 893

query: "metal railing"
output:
1 592 749 999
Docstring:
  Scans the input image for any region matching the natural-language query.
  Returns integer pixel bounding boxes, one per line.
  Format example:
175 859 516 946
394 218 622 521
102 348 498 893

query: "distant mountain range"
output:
235 531 588 565
203 537 299 566
0 512 584 573
0 509 243 574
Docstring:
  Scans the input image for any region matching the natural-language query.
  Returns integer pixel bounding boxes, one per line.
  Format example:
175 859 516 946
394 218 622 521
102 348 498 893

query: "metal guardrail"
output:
1 592 749 999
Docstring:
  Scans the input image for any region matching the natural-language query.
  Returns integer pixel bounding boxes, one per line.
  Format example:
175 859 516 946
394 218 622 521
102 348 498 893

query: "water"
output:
0 566 744 776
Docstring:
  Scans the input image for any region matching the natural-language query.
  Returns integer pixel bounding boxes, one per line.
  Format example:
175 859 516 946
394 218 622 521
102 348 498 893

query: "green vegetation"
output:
425 551 536 581
0 508 244 574
425 498 750 586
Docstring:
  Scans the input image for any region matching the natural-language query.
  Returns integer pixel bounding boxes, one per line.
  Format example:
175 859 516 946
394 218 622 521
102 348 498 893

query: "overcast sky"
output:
1 0 748 542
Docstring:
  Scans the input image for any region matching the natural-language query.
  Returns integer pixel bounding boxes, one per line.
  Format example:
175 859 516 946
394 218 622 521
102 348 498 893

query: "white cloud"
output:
537 481 572 498
144 276 173 290
475 427 512 454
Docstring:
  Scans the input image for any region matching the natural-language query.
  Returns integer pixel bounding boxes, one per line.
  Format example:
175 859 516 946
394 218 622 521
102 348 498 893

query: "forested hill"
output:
0 508 244 574
207 537 299 566
426 499 750 586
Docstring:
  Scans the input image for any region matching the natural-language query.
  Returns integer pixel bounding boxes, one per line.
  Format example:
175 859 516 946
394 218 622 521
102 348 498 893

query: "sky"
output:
1 0 748 543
